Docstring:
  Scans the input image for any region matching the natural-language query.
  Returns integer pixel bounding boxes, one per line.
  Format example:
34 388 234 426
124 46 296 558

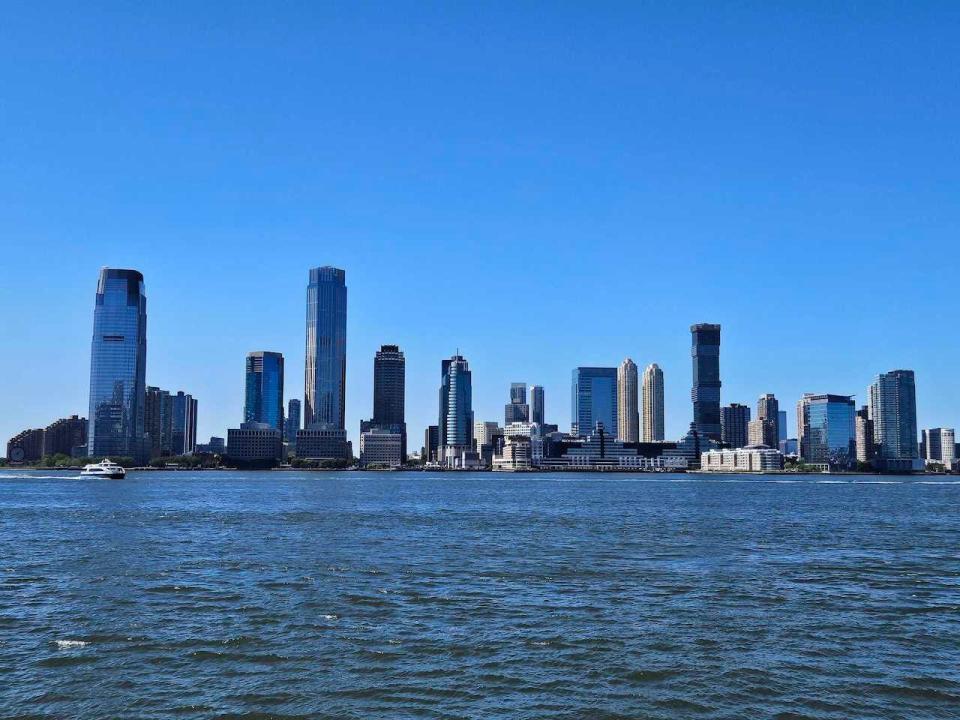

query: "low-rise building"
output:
226 423 282 464
296 426 351 460
701 446 785 472
492 437 532 472
6 428 45 463
43 415 88 457
359 430 402 468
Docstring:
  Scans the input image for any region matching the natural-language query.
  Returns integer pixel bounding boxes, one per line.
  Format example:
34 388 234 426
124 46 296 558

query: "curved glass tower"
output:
245 351 285 430
304 266 347 429
87 268 147 461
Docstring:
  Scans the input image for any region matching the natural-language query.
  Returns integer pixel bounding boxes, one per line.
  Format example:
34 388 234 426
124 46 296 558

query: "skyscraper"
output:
145 386 172 458
690 324 721 441
797 394 856 470
171 391 198 455
285 399 301 444
617 358 639 443
529 385 545 426
87 268 147 461
642 363 665 442
304 266 347 429
749 393 779 447
504 383 530 425
869 370 920 470
778 410 788 443
245 351 285 431
571 367 618 437
439 354 474 464
922 428 956 469
856 405 875 465
364 344 407 461
721 403 751 449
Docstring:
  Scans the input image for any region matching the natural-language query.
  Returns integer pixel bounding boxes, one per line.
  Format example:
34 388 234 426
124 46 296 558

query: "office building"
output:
295 427 350 460
227 423 283 465
797 394 856 470
245 351 284 431
642 363 665 442
439 355 474 464
530 385 545 426
359 429 403 468
750 393 780 448
504 382 530 425
492 437 533 472
362 344 407 461
855 405 875 465
171 391 197 455
6 428 45 463
617 358 639 443
690 324 721 440
922 428 956 469
720 403 751 449
778 410 788 443
87 268 148 461
423 425 440 464
571 367 618 437
304 266 347 429
43 415 88 457
196 436 225 455
869 370 921 471
474 421 502 449
701 447 785 472
284 399 301 445
144 386 172 458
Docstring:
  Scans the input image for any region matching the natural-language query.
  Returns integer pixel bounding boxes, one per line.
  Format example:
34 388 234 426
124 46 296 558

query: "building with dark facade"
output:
6 428 45 463
869 369 922 471
690 323 721 441
423 425 439 463
296 427 351 460
227 423 283 465
245 351 284 431
720 403 750 449
362 344 407 460
171 391 197 455
504 382 530 425
284 399 301 445
571 367 617 437
304 266 347 429
439 355 474 465
529 385 545 426
87 268 148 461
145 386 173 458
43 415 88 457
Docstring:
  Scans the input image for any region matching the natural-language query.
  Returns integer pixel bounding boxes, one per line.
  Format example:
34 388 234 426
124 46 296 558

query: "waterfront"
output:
1 471 959 718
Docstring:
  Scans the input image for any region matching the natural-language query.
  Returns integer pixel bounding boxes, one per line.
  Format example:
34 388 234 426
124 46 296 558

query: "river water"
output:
1 470 958 718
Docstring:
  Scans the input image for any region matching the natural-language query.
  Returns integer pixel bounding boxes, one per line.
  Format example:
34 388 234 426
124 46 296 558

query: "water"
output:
2 470 959 719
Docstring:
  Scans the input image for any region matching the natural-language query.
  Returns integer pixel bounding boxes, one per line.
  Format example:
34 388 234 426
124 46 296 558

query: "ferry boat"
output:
80 459 126 479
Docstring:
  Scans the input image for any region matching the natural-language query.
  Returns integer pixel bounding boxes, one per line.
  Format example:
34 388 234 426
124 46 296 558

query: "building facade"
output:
226 424 283 464
6 428 45 463
571 367 618 437
701 446 785 472
922 428 956 469
797 394 856 470
171 391 197 456
304 266 347 429
245 351 284 431
753 393 780 447
721 403 751 449
359 429 403 468
87 268 148 461
43 415 88 457
504 382 530 425
617 358 639 443
855 405 875 465
439 355 474 464
642 363 665 442
869 369 921 470
529 385 545 426
690 324 721 440
284 399 301 445
296 427 350 460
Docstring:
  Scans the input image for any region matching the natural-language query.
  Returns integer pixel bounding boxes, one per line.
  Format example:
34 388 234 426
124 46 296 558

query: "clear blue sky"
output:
1 2 958 448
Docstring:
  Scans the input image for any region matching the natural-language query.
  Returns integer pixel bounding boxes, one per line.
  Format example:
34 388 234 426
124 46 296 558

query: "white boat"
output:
80 459 126 479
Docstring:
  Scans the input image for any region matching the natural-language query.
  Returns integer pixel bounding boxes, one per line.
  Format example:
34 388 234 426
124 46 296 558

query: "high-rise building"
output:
43 415 88 458
750 393 779 447
778 410 788 443
423 425 439 463
529 385 545 426
504 383 530 425
6 428 45 463
144 386 173 458
856 405 875 465
690 324 721 440
797 394 856 470
439 355 474 464
363 344 407 460
474 421 502 450
171 391 197 455
87 268 148 461
642 363 665 442
304 266 347 429
284 399 301 444
571 367 618 437
869 370 920 470
922 428 956 468
245 351 285 431
617 358 639 443
721 403 751 449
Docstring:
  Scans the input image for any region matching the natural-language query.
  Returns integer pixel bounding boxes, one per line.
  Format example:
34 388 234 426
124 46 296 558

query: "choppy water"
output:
1 471 959 719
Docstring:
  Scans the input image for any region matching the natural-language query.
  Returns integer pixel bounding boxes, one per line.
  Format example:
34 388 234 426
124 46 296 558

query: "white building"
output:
701 446 784 472
492 437 532 472
359 430 402 468
617 358 639 443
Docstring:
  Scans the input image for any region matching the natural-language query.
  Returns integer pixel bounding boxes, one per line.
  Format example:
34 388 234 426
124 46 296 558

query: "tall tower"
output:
869 370 919 466
571 367 618 437
504 382 530 425
642 363 665 442
617 358 639 442
304 266 347 428
87 268 147 461
529 385 545 426
690 323 721 440
373 345 405 425
439 354 474 464
245 351 285 430
285 399 301 444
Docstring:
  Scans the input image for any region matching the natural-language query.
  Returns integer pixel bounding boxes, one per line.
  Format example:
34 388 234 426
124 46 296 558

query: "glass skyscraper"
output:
869 369 919 465
691 323 721 440
304 266 347 429
529 385 545 426
798 394 856 470
439 355 474 459
571 367 618 437
87 268 147 461
245 351 285 431
284 399 301 444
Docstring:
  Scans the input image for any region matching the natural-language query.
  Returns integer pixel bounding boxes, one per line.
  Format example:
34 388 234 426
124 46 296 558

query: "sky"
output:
1 2 958 449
